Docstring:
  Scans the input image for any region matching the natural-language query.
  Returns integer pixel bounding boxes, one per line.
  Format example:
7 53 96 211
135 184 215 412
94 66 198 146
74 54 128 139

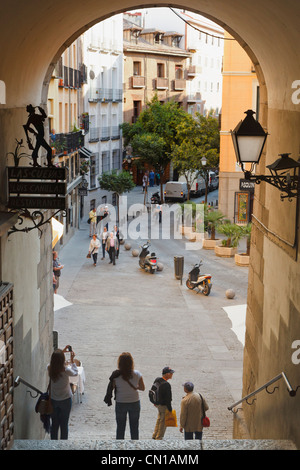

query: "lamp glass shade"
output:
235 135 267 163
231 110 268 166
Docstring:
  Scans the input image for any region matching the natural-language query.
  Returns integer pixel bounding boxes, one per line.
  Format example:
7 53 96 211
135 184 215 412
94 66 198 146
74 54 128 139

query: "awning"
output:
51 217 64 248
79 147 93 158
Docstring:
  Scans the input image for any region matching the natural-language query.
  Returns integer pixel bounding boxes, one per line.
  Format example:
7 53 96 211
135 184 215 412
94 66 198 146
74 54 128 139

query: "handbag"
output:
87 247 95 258
200 394 210 427
35 380 53 415
165 409 177 427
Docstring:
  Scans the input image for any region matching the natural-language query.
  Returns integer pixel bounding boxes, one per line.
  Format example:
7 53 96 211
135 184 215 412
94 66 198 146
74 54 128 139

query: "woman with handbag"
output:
109 352 145 440
179 382 209 440
47 346 78 440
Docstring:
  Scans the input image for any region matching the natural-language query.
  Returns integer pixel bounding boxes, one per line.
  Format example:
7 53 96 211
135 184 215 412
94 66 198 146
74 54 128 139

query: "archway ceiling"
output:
0 0 299 110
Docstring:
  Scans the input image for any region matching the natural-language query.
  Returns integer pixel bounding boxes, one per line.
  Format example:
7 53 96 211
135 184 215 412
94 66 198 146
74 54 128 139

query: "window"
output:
175 65 183 79
133 61 141 76
157 63 164 78
133 101 141 121
102 151 110 173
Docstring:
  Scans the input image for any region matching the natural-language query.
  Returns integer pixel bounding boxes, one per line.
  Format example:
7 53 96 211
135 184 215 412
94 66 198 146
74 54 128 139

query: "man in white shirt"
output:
88 234 101 266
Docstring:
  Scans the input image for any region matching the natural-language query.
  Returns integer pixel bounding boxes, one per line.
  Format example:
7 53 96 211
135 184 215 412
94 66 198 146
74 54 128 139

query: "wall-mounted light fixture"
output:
231 110 300 201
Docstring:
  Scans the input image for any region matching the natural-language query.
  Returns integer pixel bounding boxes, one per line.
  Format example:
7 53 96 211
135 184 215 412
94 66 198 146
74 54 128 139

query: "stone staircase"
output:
12 438 297 450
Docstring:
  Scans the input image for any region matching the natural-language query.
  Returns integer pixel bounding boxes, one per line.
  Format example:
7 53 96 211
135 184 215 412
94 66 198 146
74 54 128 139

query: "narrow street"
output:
54 187 248 441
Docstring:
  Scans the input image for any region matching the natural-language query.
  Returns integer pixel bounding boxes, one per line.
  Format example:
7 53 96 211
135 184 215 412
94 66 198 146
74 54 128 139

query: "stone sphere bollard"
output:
132 249 139 257
124 243 131 250
157 262 164 271
226 289 235 299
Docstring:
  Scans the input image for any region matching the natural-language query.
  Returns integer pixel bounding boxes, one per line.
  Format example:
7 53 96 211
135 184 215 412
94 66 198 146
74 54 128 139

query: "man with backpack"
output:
150 367 174 440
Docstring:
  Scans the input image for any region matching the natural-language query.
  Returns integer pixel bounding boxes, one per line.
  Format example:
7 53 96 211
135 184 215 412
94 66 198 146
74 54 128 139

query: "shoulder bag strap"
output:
199 393 206 417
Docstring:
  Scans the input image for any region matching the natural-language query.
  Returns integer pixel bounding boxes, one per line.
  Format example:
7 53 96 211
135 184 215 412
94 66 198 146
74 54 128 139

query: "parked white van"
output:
178 173 206 197
208 171 218 191
164 181 188 202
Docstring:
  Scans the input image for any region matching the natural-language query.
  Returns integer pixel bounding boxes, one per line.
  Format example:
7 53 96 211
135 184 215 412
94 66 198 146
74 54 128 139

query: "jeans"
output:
115 401 140 440
184 431 203 440
92 252 98 265
50 397 72 440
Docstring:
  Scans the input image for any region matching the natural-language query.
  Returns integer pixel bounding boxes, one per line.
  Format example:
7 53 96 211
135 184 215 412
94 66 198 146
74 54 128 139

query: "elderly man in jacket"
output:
179 382 209 440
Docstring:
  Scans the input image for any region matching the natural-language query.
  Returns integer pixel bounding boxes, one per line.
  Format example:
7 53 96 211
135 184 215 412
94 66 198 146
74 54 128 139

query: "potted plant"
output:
234 223 252 266
202 205 225 249
215 222 240 257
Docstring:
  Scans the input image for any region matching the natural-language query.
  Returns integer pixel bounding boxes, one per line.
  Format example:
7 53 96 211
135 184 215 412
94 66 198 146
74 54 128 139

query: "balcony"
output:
52 131 84 154
173 79 186 91
187 92 203 103
89 88 122 102
187 65 202 78
155 77 168 90
131 76 145 88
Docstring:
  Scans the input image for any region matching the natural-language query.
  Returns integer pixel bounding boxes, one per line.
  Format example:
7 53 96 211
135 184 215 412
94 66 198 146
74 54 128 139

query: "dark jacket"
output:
155 377 172 411
104 370 121 406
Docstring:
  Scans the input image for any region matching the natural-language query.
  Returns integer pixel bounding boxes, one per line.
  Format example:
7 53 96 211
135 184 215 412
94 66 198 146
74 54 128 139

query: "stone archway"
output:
0 1 299 446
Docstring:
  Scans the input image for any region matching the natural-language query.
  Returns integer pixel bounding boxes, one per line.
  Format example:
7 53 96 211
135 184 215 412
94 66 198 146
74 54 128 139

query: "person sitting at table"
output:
47 345 78 440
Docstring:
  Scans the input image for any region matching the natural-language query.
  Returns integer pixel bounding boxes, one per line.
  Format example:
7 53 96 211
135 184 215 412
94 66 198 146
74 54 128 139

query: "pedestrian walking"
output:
47 346 78 440
104 352 145 440
53 251 64 294
106 232 118 265
142 172 148 192
179 382 209 440
114 225 120 258
88 234 101 266
101 226 109 259
152 366 174 440
103 206 110 230
149 170 155 187
89 208 97 236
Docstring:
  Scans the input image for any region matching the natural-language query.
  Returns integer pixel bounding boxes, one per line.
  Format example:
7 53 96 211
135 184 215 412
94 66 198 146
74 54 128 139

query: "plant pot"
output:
235 253 250 266
215 245 237 257
202 239 221 250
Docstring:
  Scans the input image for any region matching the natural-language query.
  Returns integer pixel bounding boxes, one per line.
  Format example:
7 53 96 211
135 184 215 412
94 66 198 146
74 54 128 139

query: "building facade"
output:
123 12 192 123
81 15 123 213
47 38 86 247
218 31 259 222
139 8 224 117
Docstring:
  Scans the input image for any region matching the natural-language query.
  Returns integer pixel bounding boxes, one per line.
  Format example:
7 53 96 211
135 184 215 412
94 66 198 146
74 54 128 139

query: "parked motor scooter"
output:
186 260 212 295
151 191 160 204
139 241 158 274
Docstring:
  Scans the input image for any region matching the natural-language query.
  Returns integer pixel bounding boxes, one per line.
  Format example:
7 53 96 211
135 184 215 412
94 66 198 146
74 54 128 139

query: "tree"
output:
121 95 188 202
171 112 220 202
98 170 135 221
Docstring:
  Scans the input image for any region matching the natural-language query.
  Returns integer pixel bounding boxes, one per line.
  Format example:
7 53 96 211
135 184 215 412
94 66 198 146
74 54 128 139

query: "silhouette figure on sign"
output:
23 104 53 167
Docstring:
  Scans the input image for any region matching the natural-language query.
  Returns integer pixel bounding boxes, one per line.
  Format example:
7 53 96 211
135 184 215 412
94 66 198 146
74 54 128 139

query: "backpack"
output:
149 379 162 405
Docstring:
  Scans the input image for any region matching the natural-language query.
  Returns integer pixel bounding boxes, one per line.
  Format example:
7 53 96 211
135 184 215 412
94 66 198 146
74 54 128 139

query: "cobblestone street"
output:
54 188 248 442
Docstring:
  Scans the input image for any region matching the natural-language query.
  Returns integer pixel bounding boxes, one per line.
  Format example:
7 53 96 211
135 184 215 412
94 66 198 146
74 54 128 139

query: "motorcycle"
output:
139 241 158 274
186 260 212 295
151 191 160 204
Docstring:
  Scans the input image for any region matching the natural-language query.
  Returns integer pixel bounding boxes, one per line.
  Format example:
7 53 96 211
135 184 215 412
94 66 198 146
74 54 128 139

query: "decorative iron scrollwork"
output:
8 209 67 237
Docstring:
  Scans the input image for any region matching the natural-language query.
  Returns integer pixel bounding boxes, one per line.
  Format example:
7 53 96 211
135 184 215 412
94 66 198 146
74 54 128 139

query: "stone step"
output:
12 438 297 451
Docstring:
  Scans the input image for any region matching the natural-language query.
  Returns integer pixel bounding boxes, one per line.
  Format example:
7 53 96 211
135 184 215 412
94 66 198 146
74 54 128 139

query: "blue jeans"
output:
184 431 203 440
115 401 140 440
50 397 72 440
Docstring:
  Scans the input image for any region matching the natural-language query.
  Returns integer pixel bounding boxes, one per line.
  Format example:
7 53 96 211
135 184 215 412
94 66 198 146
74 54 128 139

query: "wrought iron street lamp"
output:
231 110 300 201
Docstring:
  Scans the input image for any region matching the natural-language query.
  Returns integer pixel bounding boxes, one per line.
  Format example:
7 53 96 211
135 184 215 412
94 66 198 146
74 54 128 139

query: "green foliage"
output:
204 205 225 240
98 170 135 195
217 223 242 248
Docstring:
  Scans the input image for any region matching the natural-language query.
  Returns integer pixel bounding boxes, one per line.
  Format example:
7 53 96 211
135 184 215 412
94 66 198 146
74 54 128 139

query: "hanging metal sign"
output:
7 166 67 210
6 105 67 210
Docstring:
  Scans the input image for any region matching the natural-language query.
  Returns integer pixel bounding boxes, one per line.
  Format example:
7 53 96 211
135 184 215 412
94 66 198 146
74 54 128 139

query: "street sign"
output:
239 179 255 192
78 187 88 196
7 166 67 210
